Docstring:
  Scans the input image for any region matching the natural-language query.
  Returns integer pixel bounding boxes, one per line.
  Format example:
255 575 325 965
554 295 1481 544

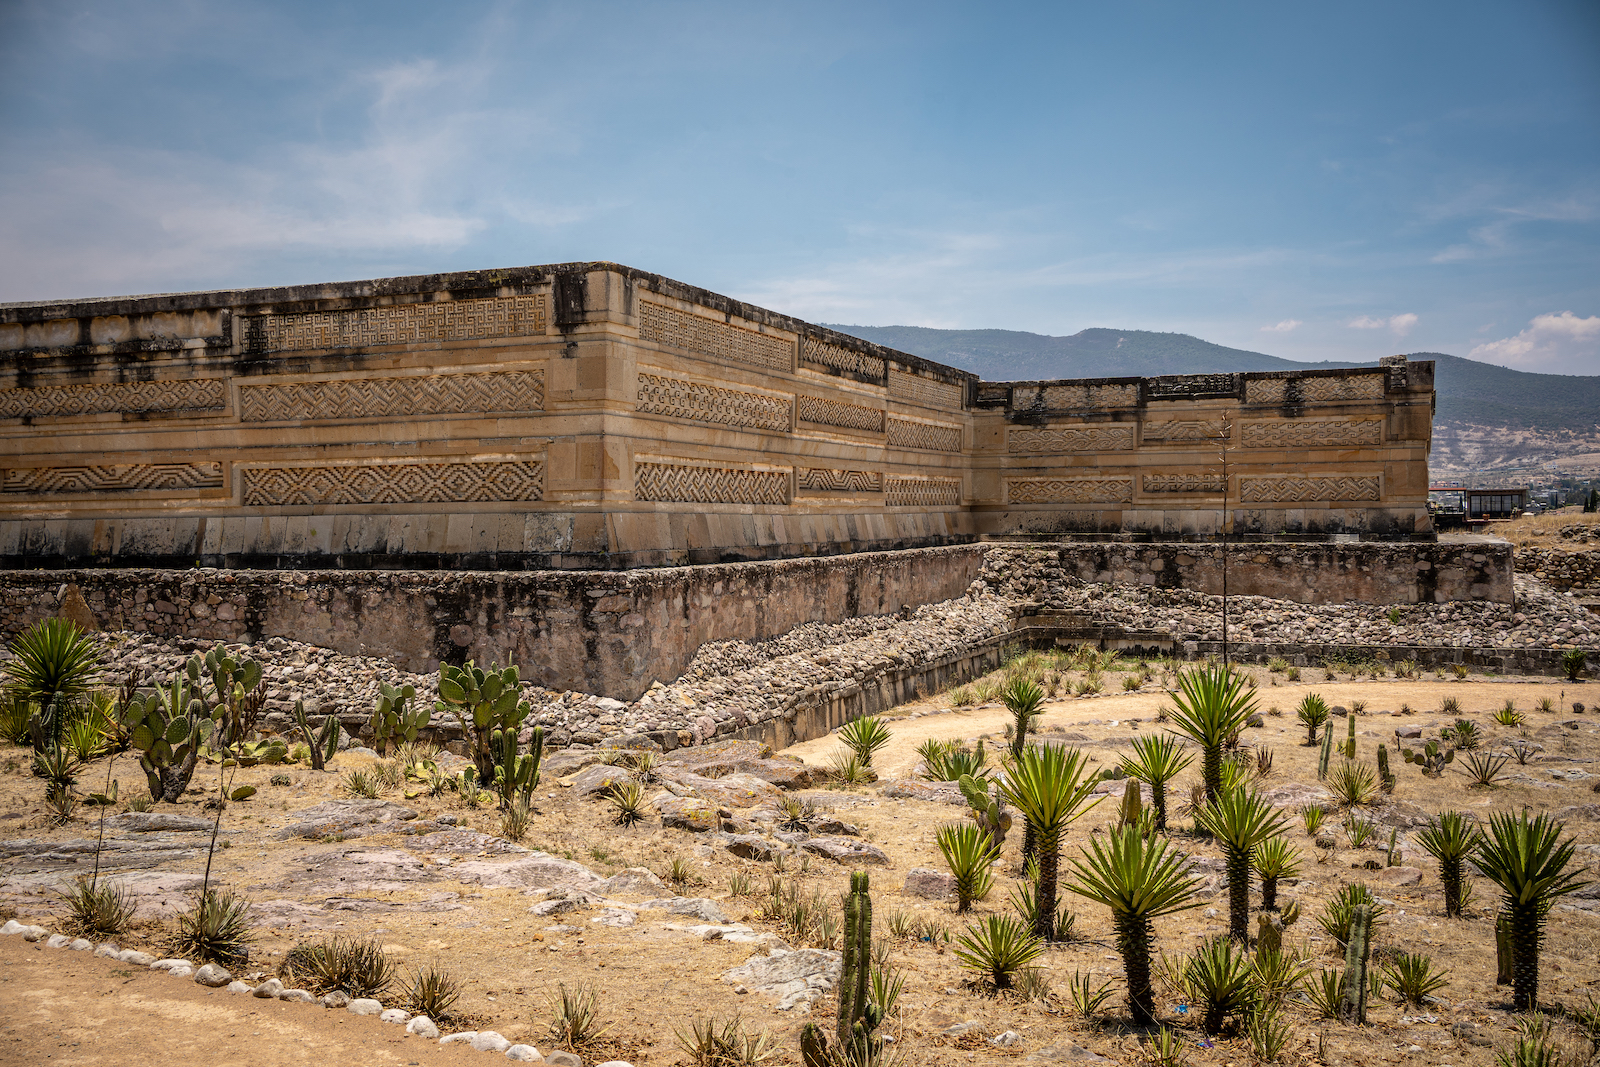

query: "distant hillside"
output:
824 325 1600 436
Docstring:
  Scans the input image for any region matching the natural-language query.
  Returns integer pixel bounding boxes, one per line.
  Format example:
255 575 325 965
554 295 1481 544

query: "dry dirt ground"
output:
2 662 1599 1067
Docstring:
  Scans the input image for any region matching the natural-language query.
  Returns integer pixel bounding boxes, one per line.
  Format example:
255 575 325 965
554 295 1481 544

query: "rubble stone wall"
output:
1515 547 1600 592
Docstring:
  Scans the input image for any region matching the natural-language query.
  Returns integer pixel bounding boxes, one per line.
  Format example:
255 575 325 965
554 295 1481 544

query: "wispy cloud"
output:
1470 311 1600 375
1260 319 1302 333
1348 313 1417 336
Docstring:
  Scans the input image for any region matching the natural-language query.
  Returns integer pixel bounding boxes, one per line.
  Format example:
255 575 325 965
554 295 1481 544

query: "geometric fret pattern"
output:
1240 419 1383 449
1008 425 1135 453
800 337 886 382
2 462 223 495
639 302 792 373
1015 382 1140 411
797 468 882 493
0 378 226 419
252 295 547 353
1142 473 1227 493
883 476 961 507
241 461 544 506
238 370 545 422
1006 478 1134 504
634 462 789 504
1239 475 1381 502
1142 420 1226 443
887 369 963 410
636 372 791 432
886 416 961 452
1246 374 1386 405
796 394 886 433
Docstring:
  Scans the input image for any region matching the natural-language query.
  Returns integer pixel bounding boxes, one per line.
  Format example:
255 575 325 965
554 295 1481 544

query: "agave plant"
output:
1177 937 1256 1035
1296 693 1331 745
953 914 1043 991
1064 825 1200 1025
1252 836 1301 912
838 716 891 767
1119 734 1194 832
1001 676 1046 760
1416 811 1482 918
936 823 997 913
1000 744 1101 941
1474 812 1591 1012
1164 665 1259 804
1 618 103 752
1195 786 1289 941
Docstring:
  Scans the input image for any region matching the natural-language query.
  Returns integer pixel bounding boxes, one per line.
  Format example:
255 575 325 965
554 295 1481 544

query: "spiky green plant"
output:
1195 786 1288 941
609 778 649 827
1252 837 1301 912
935 823 997 913
675 1013 778 1067
59 874 135 937
0 618 102 753
1120 734 1193 832
1296 693 1331 745
401 964 463 1023
918 738 986 782
1064 825 1200 1025
953 914 1043 992
280 936 395 998
1383 952 1450 1005
1001 676 1046 760
1315 883 1386 949
838 716 892 767
434 660 530 787
1328 760 1379 806
1461 750 1510 788
1177 937 1257 1035
1562 647 1588 681
174 889 255 965
1474 811 1592 1012
1416 811 1482 918
1000 744 1101 941
1164 665 1258 804
1247 1003 1292 1062
1306 968 1344 1018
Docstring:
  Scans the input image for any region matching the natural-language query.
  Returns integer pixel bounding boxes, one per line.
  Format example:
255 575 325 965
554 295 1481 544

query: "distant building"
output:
1428 484 1528 527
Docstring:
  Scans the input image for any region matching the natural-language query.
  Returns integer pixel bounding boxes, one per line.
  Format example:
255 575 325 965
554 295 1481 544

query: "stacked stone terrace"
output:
0 262 1433 570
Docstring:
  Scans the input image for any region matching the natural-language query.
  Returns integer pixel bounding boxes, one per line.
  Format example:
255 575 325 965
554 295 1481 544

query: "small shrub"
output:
608 779 649 827
1440 696 1462 715
1254 746 1274 778
664 857 696 888
1328 761 1378 807
1138 1026 1187 1067
1383 952 1449 1005
953 914 1043 991
1285 666 1301 682
126 795 153 813
838 716 891 766
917 738 986 782
1267 657 1289 673
340 768 379 799
949 685 976 707
828 750 874 786
1250 944 1313 1005
269 773 292 787
674 1013 778 1066
775 794 816 833
1452 663 1469 680
1536 696 1555 714
174 889 255 965
728 871 751 897
1300 805 1325 836
401 964 462 1022
1387 606 1402 625
500 795 533 841
547 980 609 1049
59 875 135 937
1563 648 1588 681
280 936 395 997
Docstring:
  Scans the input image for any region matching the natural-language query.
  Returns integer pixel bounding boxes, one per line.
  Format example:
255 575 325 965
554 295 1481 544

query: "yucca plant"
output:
1008 858 1080 944
1327 760 1379 807
401 964 463 1023
1119 733 1193 832
1444 718 1482 750
1177 937 1257 1035
59 874 135 937
1065 970 1117 1019
1296 693 1331 745
1064 825 1199 1025
1195 786 1288 941
1563 647 1588 681
1495 704 1526 728
1 618 103 752
1306 967 1344 1018
1247 1003 1292 1062
1417 811 1482 918
1315 883 1386 950
1383 952 1449 1005
1000 743 1101 941
839 716 891 767
609 779 649 827
175 889 255 965
918 738 986 782
548 979 610 1049
1474 812 1591 1012
953 914 1043 991
673 1013 777 1067
1250 944 1314 1005
828 750 874 785
1252 837 1301 912
1300 805 1325 836
936 823 997 912
1001 676 1046 760
1164 665 1259 804
1461 750 1510 788
280 936 395 998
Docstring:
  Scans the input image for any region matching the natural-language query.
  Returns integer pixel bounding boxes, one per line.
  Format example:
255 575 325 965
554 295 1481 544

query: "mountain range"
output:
824 324 1600 477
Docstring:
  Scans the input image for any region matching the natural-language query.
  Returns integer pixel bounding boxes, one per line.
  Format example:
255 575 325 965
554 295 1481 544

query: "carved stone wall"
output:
636 372 790 432
240 370 545 422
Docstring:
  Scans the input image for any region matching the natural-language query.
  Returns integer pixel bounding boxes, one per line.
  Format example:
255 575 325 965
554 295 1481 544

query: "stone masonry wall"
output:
1515 547 1600 593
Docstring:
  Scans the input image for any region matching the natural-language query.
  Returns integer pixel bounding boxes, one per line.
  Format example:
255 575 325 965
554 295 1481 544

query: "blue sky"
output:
2 1 1597 374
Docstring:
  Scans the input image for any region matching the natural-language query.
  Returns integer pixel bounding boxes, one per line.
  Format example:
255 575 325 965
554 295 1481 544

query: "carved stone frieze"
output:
1008 425 1135 453
1241 419 1383 449
239 370 544 422
3 463 223 495
241 460 543 506
1142 473 1227 493
636 372 791 432
883 475 961 507
800 337 886 382
1142 420 1226 443
634 461 789 504
888 370 963 410
639 302 791 372
0 378 225 419
1006 478 1134 504
1239 475 1381 502
796 394 885 433
1247 374 1386 405
250 295 547 353
886 416 961 452
797 468 882 493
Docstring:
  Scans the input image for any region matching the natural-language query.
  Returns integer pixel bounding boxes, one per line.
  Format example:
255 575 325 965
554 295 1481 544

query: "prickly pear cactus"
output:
369 682 423 757
197 645 263 747
957 773 1012 851
293 700 341 771
435 661 531 786
1400 740 1454 777
123 676 217 802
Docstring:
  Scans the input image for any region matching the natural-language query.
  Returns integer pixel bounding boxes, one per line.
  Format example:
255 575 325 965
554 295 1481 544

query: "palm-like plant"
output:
1001 676 1045 760
936 823 998 913
1473 812 1591 1011
1 618 102 752
1252 836 1301 912
1064 825 1200 1025
1178 937 1257 1035
1416 811 1482 919
1001 744 1101 941
1120 734 1193 832
1164 665 1258 804
1296 693 1331 745
838 716 891 766
1195 786 1289 941
953 914 1043 991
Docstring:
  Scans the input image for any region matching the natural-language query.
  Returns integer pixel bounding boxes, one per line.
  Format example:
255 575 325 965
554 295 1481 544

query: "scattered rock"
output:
452 852 606 891
903 868 957 901
1024 1043 1114 1062
194 963 232 987
380 1008 412 1024
275 800 418 840
45 934 70 949
880 780 965 805
598 867 666 894
227 981 252 994
118 949 155 966
440 1032 479 1045
505 1045 543 1062
322 991 351 1008
105 812 213 833
279 988 314 1003
658 796 720 833
721 947 842 1011
801 836 890 866
470 1031 513 1052
347 997 384 1016
545 1053 583 1067
643 897 728 923
722 834 791 862
407 1015 441 1039
252 978 285 999
991 1030 1024 1048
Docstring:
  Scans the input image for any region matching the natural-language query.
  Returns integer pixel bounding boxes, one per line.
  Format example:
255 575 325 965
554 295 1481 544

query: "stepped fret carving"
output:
634 461 789 504
1007 478 1134 504
1008 426 1134 453
888 370 963 410
1241 419 1383 449
1247 374 1385 404
797 394 885 433
1239 475 1380 502
798 468 882 493
0 378 225 419
242 460 543 506
251 295 547 353
239 370 544 422
884 476 960 507
801 337 886 381
3 463 223 495
1148 374 1237 398
1143 473 1226 493
1143 420 1225 443
1015 382 1139 411
636 372 790 431
639 302 791 372
886 416 960 452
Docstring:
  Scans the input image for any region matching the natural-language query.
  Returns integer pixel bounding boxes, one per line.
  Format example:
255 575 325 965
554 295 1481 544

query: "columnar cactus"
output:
1339 904 1372 1024
1342 714 1357 760
1118 779 1143 831
836 870 881 1061
1376 745 1395 793
124 676 216 802
434 661 531 786
1318 727 1334 780
293 700 341 771
369 682 423 757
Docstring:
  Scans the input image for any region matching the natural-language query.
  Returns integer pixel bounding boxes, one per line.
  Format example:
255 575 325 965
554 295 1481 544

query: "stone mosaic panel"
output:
1007 426 1135 453
883 476 961 507
636 372 791 432
1147 374 1237 398
634 461 789 504
239 370 545 422
639 302 791 373
800 337 886 382
796 394 886 433
797 468 882 493
886 416 961 452
252 295 547 353
1015 382 1140 410
1241 419 1383 449
1006 478 1134 504
1142 473 1227 493
2 462 223 495
1239 475 1381 502
0 378 225 419
888 369 963 410
1142 420 1226 443
1246 374 1386 404
242 461 543 506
